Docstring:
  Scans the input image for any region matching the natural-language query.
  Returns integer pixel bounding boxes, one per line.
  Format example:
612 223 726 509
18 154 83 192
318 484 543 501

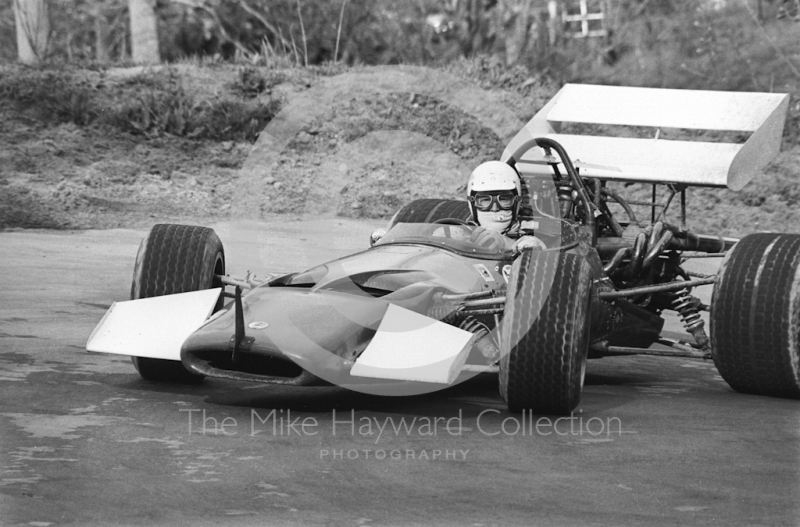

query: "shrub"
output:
0 65 284 142
200 98 280 142
108 79 201 137
0 67 97 125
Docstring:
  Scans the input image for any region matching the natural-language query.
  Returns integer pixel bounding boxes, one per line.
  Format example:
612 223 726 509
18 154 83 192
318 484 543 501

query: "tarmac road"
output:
1 220 798 526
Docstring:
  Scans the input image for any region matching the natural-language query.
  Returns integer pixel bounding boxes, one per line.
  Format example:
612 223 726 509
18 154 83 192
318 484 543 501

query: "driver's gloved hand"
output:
471 229 502 249
513 235 547 253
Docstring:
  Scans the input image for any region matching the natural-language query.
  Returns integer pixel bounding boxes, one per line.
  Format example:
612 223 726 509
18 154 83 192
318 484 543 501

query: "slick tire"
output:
499 250 592 415
130 224 225 384
711 233 800 399
389 199 472 227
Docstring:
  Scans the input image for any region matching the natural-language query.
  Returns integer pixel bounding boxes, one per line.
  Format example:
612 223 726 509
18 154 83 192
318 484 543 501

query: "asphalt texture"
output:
1 220 798 526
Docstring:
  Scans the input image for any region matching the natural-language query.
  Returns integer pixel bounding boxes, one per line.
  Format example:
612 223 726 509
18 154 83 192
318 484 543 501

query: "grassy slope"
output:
0 58 798 236
0 63 308 229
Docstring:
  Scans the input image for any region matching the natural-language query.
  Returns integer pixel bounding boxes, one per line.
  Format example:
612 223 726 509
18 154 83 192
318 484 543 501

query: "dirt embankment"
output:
1 62 798 236
0 63 516 230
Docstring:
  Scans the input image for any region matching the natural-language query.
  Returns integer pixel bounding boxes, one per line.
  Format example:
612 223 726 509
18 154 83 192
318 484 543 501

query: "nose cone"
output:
181 286 390 380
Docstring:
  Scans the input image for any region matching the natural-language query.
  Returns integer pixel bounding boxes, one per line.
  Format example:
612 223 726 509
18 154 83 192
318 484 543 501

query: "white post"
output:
547 0 559 45
128 0 160 64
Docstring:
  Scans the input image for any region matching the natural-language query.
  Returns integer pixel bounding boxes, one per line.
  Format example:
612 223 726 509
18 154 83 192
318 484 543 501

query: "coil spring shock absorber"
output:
428 302 463 325
428 295 500 361
459 317 498 361
672 287 710 350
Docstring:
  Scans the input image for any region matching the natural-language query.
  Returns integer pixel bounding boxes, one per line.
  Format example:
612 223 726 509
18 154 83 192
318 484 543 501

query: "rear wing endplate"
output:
502 84 789 190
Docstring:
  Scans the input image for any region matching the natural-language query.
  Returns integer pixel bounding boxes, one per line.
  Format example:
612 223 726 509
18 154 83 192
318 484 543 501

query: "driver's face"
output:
476 209 513 232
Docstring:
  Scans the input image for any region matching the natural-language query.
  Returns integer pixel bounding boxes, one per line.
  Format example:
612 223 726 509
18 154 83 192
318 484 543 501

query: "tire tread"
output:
391 199 471 226
711 233 800 399
500 251 591 414
130 224 225 383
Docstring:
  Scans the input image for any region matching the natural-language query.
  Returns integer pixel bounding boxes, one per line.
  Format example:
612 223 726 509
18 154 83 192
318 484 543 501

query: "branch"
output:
296 0 308 67
234 0 292 51
334 0 347 63
289 28 299 65
171 0 252 57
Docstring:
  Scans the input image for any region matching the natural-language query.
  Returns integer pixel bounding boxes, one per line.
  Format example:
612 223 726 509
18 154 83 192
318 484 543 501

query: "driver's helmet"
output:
467 161 521 234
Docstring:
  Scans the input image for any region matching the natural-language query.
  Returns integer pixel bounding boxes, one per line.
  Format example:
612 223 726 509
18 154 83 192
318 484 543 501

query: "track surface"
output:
1 221 798 526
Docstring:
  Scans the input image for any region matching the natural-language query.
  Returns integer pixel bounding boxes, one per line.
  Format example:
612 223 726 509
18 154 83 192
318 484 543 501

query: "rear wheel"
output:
499 251 592 415
130 224 225 383
389 199 471 227
711 233 800 399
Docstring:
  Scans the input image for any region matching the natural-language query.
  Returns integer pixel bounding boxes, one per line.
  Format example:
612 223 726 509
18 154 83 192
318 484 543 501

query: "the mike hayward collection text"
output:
181 408 624 442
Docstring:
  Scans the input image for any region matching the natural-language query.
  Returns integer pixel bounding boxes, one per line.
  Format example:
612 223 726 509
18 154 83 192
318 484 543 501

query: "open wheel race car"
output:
87 84 800 415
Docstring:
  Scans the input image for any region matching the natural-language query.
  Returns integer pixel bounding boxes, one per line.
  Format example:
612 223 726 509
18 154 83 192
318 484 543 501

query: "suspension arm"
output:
597 277 716 301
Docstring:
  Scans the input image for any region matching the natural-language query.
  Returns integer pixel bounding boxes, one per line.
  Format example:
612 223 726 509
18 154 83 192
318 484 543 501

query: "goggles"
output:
471 192 517 212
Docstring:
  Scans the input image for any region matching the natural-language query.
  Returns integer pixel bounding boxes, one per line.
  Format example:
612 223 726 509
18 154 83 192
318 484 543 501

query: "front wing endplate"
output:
86 288 222 361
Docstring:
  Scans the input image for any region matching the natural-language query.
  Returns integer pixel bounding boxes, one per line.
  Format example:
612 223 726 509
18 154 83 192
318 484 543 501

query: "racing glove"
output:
513 235 547 253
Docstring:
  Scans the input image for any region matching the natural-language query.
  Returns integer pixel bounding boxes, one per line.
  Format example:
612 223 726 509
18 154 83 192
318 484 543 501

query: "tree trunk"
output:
128 0 160 64
13 0 49 63
503 0 534 65
95 7 109 62
547 0 561 46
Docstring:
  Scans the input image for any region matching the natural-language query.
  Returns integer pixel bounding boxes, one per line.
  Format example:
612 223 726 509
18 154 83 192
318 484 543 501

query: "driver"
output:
467 161 546 252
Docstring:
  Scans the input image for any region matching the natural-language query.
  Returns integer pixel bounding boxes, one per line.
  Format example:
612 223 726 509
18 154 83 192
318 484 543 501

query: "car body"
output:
87 84 800 414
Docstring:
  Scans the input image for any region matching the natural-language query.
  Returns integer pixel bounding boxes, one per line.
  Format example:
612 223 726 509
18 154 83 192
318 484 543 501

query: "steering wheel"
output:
432 218 470 225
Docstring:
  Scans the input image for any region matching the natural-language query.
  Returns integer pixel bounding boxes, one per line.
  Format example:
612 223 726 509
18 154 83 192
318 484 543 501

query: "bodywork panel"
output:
180 234 513 384
293 243 501 294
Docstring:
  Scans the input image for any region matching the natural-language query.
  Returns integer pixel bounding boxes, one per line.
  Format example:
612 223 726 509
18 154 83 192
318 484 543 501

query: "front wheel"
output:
711 233 800 399
130 224 225 383
499 251 592 415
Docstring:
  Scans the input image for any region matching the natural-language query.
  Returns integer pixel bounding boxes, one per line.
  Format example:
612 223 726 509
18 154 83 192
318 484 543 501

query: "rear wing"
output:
502 84 790 190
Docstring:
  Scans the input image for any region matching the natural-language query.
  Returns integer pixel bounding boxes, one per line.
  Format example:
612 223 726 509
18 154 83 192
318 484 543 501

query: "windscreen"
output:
374 222 514 259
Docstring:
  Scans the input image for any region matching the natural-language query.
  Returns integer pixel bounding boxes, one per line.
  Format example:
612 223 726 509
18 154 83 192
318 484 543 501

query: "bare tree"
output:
13 0 49 63
501 0 535 65
129 0 160 63
95 4 109 61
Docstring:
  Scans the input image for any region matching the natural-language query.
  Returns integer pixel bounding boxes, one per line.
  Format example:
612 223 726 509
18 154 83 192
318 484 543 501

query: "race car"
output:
87 84 800 415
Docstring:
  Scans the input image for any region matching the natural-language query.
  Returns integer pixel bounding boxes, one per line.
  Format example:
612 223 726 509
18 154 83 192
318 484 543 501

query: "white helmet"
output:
467 161 521 233
467 161 521 195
